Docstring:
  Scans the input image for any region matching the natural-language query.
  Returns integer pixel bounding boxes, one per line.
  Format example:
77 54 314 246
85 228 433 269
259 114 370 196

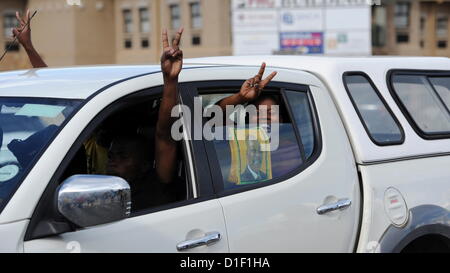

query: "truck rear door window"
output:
343 73 404 145
390 74 450 137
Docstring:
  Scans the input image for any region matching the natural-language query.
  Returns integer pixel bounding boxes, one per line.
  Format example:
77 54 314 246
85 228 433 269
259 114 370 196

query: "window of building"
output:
437 41 447 49
190 2 202 29
4 42 19 52
139 8 150 33
3 13 17 39
420 13 426 32
394 2 410 28
344 73 404 145
170 4 181 30
396 33 409 43
436 15 448 38
141 38 149 48
124 39 132 49
436 14 448 49
122 9 133 33
390 74 450 136
372 6 387 47
192 35 201 46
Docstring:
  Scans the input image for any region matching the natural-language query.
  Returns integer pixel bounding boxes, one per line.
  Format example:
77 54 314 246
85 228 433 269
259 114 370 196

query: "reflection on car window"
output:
429 77 450 112
392 75 450 134
284 91 316 157
0 98 81 213
213 123 303 191
344 74 403 144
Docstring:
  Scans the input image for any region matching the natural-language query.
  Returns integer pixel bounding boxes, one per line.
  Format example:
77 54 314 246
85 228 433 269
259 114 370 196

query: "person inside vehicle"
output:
106 134 176 211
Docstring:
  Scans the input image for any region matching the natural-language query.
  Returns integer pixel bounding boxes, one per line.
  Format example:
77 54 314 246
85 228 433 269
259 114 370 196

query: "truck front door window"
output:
0 98 81 214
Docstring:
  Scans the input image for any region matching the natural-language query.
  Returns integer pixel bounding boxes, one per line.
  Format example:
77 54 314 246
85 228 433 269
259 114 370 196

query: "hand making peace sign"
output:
239 62 278 102
161 28 184 81
13 10 33 50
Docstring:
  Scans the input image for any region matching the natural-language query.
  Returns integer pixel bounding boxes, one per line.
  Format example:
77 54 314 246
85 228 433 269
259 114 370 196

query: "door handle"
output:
317 199 352 215
177 232 221 251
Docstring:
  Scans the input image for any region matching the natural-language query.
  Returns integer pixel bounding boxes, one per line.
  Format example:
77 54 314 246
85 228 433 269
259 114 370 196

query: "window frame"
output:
3 12 17 38
182 80 322 199
343 71 405 146
138 7 150 34
169 4 181 30
387 69 450 140
190 2 202 29
122 9 133 34
24 85 214 241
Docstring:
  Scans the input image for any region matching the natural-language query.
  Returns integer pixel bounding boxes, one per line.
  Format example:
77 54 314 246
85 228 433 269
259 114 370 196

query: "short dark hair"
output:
112 133 154 163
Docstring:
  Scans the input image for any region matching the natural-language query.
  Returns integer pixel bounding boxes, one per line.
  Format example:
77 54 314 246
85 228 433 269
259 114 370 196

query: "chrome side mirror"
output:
57 175 131 228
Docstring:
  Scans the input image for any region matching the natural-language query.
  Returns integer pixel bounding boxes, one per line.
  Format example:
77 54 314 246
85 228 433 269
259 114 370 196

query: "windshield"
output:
0 97 81 213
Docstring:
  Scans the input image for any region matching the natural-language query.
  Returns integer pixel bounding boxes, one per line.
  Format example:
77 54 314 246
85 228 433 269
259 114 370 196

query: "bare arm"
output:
13 10 47 68
155 28 184 184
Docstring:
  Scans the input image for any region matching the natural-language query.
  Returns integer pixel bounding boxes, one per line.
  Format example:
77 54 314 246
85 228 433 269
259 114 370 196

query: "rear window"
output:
343 73 404 145
389 72 450 137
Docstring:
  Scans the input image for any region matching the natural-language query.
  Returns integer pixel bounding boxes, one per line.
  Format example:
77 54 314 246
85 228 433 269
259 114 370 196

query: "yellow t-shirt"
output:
84 136 108 175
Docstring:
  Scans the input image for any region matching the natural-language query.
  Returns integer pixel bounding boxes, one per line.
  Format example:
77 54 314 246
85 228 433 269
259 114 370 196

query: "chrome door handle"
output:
177 232 221 251
317 199 352 215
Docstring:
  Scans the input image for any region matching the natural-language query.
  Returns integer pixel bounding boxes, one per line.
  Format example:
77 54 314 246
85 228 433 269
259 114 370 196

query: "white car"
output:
0 56 449 253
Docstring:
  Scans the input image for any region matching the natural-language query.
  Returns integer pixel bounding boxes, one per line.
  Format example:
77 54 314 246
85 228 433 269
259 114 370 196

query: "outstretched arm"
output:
155 28 184 184
13 10 47 68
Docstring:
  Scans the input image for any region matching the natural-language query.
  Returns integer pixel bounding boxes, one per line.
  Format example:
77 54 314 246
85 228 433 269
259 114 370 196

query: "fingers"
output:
162 29 169 49
16 11 25 26
260 71 278 88
26 9 31 25
172 27 184 49
12 28 19 38
171 49 183 59
257 62 266 79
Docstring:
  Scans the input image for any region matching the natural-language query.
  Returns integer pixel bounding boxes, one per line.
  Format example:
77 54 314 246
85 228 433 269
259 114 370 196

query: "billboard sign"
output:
280 32 324 54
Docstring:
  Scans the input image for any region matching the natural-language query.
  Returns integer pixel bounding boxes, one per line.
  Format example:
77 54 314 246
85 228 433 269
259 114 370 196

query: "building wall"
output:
373 0 450 57
115 0 232 65
0 0 232 70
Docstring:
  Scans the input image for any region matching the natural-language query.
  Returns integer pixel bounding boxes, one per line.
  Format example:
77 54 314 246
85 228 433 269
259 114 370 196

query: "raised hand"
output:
161 28 183 81
239 62 277 102
13 10 33 50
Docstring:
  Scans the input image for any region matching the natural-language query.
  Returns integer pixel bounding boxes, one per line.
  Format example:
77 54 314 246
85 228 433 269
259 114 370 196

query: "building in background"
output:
373 0 450 57
0 0 29 70
232 0 372 56
0 0 232 71
1 0 449 71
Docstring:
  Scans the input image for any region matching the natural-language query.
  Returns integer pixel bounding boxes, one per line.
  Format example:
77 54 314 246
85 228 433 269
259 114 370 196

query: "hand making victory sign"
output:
161 28 184 81
238 62 278 102
12 9 47 68
217 62 278 112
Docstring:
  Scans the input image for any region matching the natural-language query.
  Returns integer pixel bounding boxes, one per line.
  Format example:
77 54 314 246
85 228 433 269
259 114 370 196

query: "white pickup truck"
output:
0 56 449 253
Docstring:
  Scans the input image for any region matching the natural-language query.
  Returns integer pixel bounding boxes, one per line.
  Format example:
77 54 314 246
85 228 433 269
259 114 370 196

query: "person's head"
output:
246 139 263 171
248 94 283 125
106 134 153 185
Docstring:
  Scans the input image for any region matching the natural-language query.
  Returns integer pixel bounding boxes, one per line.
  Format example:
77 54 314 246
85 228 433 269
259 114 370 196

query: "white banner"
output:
279 9 324 31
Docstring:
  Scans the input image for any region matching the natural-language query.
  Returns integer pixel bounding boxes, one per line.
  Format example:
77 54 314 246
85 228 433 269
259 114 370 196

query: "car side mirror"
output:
57 175 131 228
